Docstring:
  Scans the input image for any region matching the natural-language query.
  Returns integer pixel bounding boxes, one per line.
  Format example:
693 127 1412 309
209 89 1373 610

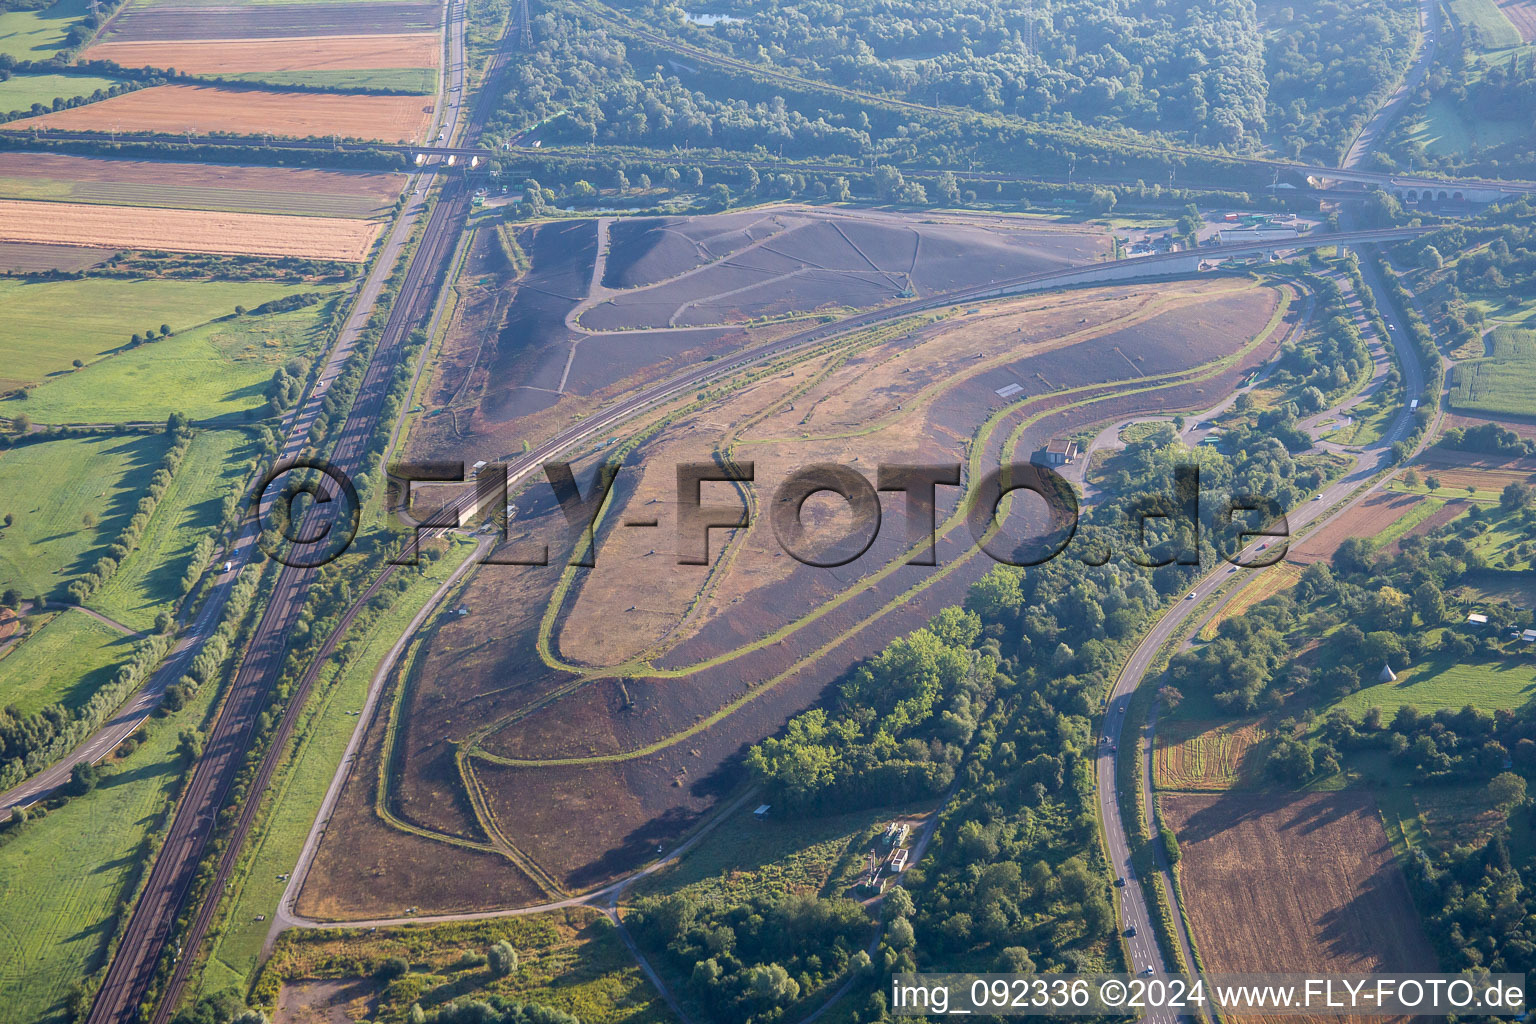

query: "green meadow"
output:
0 669 221 1024
18 291 341 425
1451 0 1524 50
0 277 319 395
1329 654 1536 718
0 610 132 716
0 0 86 61
0 433 172 602
0 73 122 114
87 429 252 630
223 67 436 95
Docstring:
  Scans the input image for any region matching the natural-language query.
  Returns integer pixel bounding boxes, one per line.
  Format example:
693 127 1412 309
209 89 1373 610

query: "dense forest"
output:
592 0 1413 160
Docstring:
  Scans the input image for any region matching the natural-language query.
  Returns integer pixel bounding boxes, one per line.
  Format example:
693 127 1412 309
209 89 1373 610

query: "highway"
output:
1094 261 1432 1017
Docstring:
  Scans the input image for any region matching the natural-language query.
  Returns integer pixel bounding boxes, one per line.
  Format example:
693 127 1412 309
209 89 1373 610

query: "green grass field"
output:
0 433 173 602
0 610 133 716
87 430 251 630
19 291 341 425
0 73 122 114
0 278 320 394
1451 327 1536 418
1329 654 1536 718
201 539 476 997
1452 0 1525 49
222 67 436 95
0 669 219 1024
0 0 86 61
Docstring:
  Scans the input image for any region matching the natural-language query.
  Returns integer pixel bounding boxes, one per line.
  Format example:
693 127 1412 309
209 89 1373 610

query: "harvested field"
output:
1154 719 1267 791
4 84 434 142
1413 447 1536 493
0 199 380 259
1288 491 1424 564
82 31 441 74
1166 790 1437 1024
1386 496 1459 553
99 1 442 42
0 241 115 272
1496 0 1536 40
0 151 402 217
1197 563 1301 640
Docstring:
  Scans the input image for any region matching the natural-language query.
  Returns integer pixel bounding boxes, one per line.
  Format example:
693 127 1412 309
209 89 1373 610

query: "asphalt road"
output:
1094 254 1431 1018
1341 0 1439 171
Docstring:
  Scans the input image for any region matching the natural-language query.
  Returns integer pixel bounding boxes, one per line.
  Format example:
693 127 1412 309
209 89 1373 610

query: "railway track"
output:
83 4 499 1021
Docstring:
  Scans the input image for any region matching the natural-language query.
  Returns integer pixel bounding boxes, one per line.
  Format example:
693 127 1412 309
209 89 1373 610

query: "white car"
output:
1143 966 1155 976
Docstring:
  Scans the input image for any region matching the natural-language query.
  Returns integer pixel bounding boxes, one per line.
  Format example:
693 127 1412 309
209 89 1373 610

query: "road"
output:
1341 0 1439 171
1095 255 1432 1015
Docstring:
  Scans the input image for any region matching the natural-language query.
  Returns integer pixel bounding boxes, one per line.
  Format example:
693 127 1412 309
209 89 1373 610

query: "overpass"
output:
1288 165 1535 202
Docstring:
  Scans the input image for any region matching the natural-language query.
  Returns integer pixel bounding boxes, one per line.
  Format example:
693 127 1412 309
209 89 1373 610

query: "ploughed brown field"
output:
0 241 117 272
98 1 443 42
82 32 442 74
1165 790 1437 1024
0 151 403 199
3 84 434 143
296 202 1303 917
1288 491 1423 564
0 199 381 260
1497 0 1536 41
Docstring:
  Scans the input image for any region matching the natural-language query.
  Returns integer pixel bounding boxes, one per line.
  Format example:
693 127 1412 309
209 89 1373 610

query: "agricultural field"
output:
1289 491 1428 564
0 152 405 218
0 664 223 1024
19 289 343 424
257 911 669 1024
0 432 173 602
0 199 383 259
0 0 86 61
1450 326 1536 419
1452 0 1526 49
3 83 436 142
1165 791 1438 1023
1407 448 1536 501
1497 0 1536 41
1153 718 1268 791
0 276 327 392
0 241 115 273
0 72 122 113
86 429 251 630
1197 563 1302 641
98 0 443 41
301 223 1298 916
82 31 440 76
0 610 133 716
